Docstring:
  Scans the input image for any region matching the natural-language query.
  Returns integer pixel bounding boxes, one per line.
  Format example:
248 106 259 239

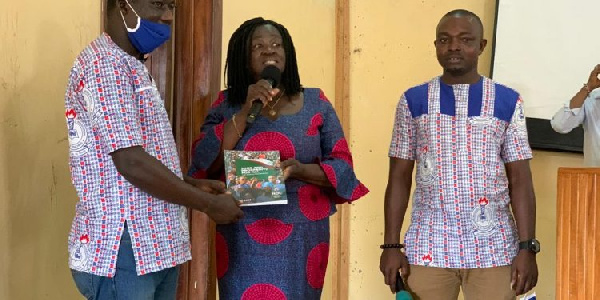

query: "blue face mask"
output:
120 1 171 54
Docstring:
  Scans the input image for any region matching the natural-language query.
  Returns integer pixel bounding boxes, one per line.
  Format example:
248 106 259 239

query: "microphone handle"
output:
246 78 275 124
246 101 263 124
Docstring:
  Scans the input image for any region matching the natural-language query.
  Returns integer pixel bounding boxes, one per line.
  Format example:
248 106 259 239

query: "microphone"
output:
395 271 413 300
247 65 282 124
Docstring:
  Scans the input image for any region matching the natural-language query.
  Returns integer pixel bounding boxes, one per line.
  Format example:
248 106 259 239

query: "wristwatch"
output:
519 238 541 254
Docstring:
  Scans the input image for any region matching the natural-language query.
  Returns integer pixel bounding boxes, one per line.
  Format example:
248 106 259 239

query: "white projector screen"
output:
492 0 600 119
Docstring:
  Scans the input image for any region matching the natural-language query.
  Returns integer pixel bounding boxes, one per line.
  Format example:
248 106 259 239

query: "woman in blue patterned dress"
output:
189 17 368 300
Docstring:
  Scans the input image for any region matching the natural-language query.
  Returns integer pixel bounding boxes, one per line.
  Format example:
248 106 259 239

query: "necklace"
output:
266 91 285 117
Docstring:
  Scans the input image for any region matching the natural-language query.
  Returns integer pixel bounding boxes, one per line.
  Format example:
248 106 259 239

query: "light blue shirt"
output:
551 89 600 166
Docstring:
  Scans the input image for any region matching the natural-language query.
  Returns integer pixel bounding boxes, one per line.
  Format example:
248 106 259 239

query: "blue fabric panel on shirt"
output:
493 83 519 122
468 80 483 117
405 83 429 118
439 82 456 116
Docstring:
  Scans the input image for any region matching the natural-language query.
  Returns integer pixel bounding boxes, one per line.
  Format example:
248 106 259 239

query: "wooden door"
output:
173 1 223 299
556 168 600 299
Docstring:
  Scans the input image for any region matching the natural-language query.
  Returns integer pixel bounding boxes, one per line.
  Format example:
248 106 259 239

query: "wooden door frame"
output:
331 0 351 299
172 1 223 299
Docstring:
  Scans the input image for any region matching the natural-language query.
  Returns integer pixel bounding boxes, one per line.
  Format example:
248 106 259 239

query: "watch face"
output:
530 240 541 253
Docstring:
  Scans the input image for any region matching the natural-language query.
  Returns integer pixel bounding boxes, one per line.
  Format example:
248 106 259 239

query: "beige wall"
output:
346 1 584 300
0 0 100 299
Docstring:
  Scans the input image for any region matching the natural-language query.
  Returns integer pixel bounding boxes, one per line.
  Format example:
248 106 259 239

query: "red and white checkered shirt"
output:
64 33 191 277
389 76 532 269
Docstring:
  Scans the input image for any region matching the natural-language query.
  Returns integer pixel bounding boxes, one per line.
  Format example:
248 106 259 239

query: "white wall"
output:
493 0 600 118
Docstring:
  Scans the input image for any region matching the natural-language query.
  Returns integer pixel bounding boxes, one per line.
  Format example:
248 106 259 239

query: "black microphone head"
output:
261 65 281 88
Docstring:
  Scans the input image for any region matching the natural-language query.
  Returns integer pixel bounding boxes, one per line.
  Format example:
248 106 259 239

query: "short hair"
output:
441 9 484 38
224 17 302 106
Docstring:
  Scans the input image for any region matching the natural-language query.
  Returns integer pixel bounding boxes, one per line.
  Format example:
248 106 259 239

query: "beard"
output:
444 66 469 77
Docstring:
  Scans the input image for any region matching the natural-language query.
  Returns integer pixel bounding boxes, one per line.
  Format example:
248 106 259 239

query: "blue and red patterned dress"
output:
189 88 368 299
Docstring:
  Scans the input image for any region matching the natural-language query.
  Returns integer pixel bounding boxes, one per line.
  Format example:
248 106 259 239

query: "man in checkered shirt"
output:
64 0 243 298
380 9 539 299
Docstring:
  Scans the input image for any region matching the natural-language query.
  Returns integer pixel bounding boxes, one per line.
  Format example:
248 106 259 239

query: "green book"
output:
224 150 288 206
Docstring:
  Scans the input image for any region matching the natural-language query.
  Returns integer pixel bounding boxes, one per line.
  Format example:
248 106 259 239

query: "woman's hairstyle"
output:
224 17 301 106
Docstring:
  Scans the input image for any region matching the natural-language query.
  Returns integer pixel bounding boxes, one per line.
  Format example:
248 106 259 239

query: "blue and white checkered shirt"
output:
389 76 532 269
65 33 191 277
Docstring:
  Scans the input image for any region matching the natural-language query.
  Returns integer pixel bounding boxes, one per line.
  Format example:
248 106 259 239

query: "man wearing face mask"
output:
63 0 244 298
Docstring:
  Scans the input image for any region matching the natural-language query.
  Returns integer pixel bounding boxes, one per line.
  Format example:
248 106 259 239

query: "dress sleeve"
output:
317 90 369 204
188 91 228 179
